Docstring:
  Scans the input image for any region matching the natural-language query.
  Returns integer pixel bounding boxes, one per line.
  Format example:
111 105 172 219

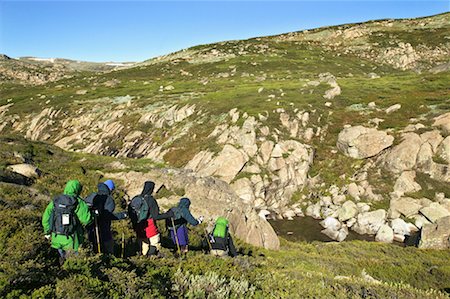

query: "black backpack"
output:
128 195 149 225
84 192 111 215
51 195 78 237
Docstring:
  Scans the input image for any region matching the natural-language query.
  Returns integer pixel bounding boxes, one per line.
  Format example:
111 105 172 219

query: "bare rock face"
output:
106 168 280 250
337 126 394 159
6 164 41 178
419 216 450 249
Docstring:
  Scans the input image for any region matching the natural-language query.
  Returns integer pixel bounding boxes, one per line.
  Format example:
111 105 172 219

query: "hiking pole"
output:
170 217 182 257
121 232 125 259
94 212 101 254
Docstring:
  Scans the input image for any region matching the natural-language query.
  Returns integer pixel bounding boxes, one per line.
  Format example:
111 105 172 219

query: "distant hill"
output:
0 55 135 85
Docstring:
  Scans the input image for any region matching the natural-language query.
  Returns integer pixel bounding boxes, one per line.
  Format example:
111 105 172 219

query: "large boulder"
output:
389 197 422 218
337 200 358 222
390 218 415 236
196 145 249 183
380 133 422 174
337 126 394 159
6 164 41 179
107 169 280 250
419 216 450 249
419 203 450 223
375 224 394 243
353 209 386 235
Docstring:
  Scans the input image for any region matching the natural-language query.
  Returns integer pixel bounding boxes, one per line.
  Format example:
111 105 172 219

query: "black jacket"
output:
141 181 172 221
86 183 126 242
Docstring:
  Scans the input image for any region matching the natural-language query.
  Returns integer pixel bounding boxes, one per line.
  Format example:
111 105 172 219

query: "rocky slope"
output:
1 13 450 248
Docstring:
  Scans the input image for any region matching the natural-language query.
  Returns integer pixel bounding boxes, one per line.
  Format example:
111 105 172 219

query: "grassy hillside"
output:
0 137 449 298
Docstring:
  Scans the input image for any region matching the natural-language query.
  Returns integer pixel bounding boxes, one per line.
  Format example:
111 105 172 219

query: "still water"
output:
269 216 375 243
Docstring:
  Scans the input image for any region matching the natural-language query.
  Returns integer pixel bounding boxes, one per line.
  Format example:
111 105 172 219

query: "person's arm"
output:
76 199 92 226
182 208 199 226
42 201 54 234
228 235 237 257
155 209 174 220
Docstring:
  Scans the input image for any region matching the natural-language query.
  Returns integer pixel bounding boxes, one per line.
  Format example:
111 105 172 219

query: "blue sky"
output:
0 1 448 62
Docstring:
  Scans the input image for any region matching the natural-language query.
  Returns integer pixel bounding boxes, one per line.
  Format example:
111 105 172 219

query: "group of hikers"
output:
42 179 237 264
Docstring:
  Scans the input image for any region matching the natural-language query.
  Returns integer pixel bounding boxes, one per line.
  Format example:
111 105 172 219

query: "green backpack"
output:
213 217 229 238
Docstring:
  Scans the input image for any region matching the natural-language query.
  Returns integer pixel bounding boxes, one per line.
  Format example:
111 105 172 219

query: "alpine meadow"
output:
1 11 450 299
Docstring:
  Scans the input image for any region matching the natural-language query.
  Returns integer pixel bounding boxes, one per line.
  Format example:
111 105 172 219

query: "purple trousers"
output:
170 225 189 246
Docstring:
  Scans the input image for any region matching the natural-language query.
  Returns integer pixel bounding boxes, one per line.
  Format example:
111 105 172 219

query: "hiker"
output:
166 197 204 254
128 181 172 256
42 180 92 264
206 217 237 257
84 179 127 254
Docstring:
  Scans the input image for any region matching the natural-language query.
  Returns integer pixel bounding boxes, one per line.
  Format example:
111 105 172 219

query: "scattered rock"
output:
389 197 422 218
385 104 401 114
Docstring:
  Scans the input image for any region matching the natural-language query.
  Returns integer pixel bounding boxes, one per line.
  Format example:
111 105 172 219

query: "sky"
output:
0 1 449 62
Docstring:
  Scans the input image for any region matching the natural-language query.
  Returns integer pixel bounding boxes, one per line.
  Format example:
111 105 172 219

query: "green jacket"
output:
42 180 92 251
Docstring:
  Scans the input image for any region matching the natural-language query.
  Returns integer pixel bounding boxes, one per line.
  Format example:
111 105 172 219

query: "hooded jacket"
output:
168 198 199 230
134 181 171 239
42 180 91 251
86 183 126 243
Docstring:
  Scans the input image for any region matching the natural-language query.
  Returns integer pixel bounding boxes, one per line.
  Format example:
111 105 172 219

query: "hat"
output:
104 179 115 191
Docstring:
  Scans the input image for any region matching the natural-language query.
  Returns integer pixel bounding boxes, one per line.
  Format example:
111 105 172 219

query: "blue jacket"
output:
168 198 199 230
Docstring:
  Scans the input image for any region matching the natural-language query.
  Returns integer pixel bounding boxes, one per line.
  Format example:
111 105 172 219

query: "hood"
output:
178 197 191 209
141 181 155 197
97 183 111 195
63 180 82 197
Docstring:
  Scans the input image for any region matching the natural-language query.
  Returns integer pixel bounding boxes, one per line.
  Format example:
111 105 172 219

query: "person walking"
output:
42 180 92 264
84 179 127 254
207 217 237 257
129 181 172 256
167 197 203 254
